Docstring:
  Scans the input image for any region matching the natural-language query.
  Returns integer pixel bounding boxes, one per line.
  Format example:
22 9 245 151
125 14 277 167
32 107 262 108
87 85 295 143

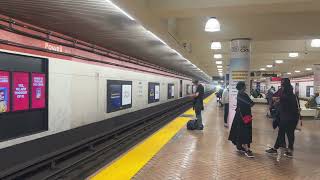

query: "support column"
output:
228 38 251 127
314 64 320 94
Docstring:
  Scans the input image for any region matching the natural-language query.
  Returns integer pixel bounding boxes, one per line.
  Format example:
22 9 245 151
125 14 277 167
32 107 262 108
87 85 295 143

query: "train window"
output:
168 83 175 99
106 80 132 113
148 82 160 104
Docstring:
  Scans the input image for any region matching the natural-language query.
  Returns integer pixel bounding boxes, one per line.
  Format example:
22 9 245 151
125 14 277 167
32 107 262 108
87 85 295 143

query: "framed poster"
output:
31 73 46 109
148 82 160 104
168 84 175 99
12 72 30 111
306 86 314 97
0 71 10 113
107 80 132 113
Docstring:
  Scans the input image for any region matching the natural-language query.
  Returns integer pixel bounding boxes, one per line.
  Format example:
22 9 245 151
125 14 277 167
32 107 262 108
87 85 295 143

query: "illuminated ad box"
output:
31 73 46 109
0 71 10 113
13 72 30 111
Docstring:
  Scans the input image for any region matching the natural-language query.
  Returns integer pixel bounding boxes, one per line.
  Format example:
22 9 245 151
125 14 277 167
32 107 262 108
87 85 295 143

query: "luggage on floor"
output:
187 119 197 130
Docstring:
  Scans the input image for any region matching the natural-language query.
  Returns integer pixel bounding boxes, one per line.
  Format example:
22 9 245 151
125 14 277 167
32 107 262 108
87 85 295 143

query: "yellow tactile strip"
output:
90 94 213 180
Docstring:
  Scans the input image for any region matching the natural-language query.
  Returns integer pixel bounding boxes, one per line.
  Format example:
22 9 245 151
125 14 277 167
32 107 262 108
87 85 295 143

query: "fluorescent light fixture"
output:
287 72 292 75
211 42 222 50
260 68 266 71
214 54 222 59
215 61 222 65
275 60 284 64
306 68 312 71
266 65 273 68
217 65 223 68
289 52 299 58
106 0 135 21
205 17 221 32
311 39 320 47
147 31 167 45
295 70 301 73
218 68 223 71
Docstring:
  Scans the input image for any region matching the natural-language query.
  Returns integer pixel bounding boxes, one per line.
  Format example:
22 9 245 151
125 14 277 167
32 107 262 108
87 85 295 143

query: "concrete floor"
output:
133 98 320 180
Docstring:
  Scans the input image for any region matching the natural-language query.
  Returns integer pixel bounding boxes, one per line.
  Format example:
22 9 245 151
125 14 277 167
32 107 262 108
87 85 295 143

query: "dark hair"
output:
192 80 199 84
281 78 294 112
282 78 293 96
236 81 246 91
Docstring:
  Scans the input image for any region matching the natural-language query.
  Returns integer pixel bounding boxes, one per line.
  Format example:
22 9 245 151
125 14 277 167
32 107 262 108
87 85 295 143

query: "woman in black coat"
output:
228 81 255 158
266 78 299 158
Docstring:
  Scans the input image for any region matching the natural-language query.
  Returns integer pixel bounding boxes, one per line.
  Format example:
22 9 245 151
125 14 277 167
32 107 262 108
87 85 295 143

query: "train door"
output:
180 80 183 97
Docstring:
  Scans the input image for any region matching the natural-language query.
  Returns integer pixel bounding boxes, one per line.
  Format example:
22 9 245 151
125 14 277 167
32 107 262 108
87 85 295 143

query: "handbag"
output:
238 108 253 124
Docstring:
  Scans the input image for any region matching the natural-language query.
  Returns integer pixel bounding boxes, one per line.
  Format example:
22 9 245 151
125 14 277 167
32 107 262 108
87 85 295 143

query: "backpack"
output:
187 120 197 130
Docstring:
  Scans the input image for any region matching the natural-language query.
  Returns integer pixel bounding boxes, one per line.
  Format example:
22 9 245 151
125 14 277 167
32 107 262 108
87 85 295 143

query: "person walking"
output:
266 78 300 158
228 81 255 158
221 86 229 127
192 80 204 130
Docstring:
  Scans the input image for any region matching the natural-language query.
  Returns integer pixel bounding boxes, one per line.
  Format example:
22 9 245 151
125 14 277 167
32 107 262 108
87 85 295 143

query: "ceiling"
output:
0 0 320 80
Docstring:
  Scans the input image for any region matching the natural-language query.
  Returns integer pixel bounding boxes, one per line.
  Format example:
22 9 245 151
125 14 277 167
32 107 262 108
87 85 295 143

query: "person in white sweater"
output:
222 86 229 127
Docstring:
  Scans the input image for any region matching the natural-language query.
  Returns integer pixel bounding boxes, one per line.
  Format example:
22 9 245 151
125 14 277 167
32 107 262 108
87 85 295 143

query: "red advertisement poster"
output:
13 72 29 111
0 71 10 113
31 73 46 109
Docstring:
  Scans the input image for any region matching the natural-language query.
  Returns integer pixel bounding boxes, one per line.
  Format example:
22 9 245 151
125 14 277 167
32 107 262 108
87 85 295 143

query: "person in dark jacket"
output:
192 80 204 130
266 78 299 158
228 81 255 158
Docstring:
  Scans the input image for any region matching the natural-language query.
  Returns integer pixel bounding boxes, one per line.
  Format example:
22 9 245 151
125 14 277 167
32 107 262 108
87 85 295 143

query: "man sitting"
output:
305 93 319 109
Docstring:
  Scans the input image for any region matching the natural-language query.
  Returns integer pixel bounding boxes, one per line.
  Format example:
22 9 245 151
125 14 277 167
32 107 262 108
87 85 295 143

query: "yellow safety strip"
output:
90 94 214 180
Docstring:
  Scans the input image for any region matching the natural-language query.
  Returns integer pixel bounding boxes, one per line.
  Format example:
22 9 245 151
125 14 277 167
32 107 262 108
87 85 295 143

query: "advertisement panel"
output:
31 73 46 109
13 72 30 111
155 85 160 100
148 83 160 103
0 71 10 113
110 84 122 110
122 84 132 106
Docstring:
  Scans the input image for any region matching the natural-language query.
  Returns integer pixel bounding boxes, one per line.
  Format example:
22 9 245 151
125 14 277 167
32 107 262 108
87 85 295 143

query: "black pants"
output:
224 103 229 124
274 121 297 150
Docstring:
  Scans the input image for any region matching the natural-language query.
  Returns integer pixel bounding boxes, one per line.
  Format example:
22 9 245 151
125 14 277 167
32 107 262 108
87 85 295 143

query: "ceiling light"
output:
266 65 273 68
260 68 266 71
215 61 222 64
147 31 167 45
287 72 292 75
106 0 135 21
306 68 312 71
311 39 320 47
289 52 299 58
211 42 221 50
295 70 301 73
217 65 223 68
275 60 284 64
218 68 223 71
205 17 221 32
214 54 222 59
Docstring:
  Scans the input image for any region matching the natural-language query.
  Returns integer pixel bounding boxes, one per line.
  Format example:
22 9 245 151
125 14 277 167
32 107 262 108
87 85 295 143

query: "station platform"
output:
90 96 320 180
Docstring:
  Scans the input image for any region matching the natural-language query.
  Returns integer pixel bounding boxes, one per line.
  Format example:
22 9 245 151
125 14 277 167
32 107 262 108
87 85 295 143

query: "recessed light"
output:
215 61 223 64
311 39 320 47
217 65 223 68
266 65 273 68
260 68 266 71
295 70 301 73
275 60 284 64
218 68 223 71
306 68 312 71
205 17 221 32
214 54 222 59
287 72 292 75
211 42 222 50
289 52 299 58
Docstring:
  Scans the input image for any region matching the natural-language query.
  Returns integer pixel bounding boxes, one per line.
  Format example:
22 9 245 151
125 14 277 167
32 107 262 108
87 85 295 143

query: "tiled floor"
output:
133 99 320 180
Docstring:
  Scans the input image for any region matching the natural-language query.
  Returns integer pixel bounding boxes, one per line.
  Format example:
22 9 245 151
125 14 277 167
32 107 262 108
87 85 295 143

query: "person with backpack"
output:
228 81 255 158
266 78 300 158
190 80 204 130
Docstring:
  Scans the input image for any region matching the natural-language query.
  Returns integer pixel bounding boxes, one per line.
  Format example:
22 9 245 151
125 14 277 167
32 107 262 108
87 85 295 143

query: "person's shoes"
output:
237 147 246 153
196 124 204 130
266 148 277 154
245 150 254 158
284 151 293 158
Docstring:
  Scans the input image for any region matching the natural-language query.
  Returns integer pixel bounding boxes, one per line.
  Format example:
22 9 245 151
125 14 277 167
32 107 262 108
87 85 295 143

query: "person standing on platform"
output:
228 81 255 158
221 86 229 127
191 80 204 130
266 78 300 158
